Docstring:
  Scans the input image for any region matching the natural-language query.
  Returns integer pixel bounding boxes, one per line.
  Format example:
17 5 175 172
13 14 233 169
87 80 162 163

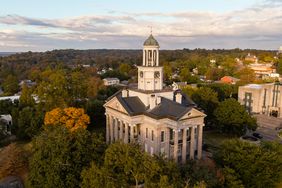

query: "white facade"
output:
104 34 206 163
103 78 120 86
238 83 282 117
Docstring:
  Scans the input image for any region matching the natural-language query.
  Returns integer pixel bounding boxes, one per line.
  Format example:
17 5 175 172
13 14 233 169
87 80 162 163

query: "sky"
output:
0 0 282 52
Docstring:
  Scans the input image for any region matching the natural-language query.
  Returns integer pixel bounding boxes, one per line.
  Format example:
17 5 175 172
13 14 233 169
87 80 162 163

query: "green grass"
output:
203 130 238 152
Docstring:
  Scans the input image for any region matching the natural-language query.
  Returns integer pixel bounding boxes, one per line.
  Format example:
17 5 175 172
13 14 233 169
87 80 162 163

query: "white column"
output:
190 126 195 159
182 129 187 163
119 120 123 141
124 123 129 144
130 124 135 143
143 50 145 66
110 116 114 143
197 124 203 159
156 49 159 66
173 129 178 162
114 118 118 141
106 114 109 144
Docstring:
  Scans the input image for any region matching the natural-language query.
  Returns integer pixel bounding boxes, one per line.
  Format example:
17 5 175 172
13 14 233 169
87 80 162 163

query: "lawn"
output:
203 130 238 152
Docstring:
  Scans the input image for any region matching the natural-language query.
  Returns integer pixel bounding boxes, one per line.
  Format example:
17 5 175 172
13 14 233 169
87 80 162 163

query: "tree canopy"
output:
214 98 257 135
215 139 282 188
44 107 90 132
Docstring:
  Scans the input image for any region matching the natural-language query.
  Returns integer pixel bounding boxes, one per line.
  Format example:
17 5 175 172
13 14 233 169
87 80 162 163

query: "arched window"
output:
144 50 147 66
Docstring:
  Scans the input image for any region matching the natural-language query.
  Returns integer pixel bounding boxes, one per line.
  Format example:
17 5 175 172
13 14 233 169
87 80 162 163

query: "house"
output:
0 95 20 102
104 34 206 163
245 53 258 63
278 46 282 54
172 82 187 90
220 76 240 84
103 78 120 86
238 83 282 117
0 114 12 135
248 63 276 78
19 80 36 88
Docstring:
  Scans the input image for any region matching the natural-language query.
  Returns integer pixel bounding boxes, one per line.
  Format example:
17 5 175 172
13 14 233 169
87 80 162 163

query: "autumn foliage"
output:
44 107 90 132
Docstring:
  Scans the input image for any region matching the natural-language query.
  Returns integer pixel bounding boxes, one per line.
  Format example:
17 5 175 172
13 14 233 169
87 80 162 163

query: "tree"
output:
81 142 161 188
2 75 19 95
28 126 105 188
17 107 41 140
180 67 191 82
236 67 256 85
36 69 70 110
44 107 90 132
19 84 35 107
192 87 219 121
118 63 131 75
163 63 173 81
215 139 282 188
276 58 282 75
214 98 257 135
86 77 105 99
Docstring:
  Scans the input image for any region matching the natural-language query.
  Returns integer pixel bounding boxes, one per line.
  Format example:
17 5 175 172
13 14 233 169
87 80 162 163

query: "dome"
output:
143 34 159 46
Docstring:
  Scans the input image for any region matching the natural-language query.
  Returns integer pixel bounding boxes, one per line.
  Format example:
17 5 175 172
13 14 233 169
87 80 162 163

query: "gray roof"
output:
143 34 159 46
149 98 192 120
108 90 196 121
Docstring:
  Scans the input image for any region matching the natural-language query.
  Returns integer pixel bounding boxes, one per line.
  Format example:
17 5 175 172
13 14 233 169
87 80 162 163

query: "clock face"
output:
154 71 160 78
140 71 143 78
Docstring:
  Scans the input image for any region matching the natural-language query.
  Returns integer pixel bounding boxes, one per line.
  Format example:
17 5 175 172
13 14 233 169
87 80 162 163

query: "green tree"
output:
16 107 43 140
81 142 161 188
192 87 219 121
163 63 173 81
19 84 35 107
276 58 282 75
36 69 69 110
28 126 105 188
215 139 282 188
2 75 19 95
118 63 131 75
214 98 257 135
236 67 256 85
180 67 191 82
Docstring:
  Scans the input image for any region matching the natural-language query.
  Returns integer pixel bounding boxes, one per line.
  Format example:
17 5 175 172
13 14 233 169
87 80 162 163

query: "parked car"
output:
252 132 263 139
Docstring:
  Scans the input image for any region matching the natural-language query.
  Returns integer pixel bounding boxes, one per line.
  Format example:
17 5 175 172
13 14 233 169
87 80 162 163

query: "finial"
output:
148 26 153 35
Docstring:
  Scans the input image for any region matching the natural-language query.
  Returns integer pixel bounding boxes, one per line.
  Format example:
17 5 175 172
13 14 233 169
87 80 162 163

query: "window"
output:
146 128 148 138
161 131 165 142
170 129 173 140
151 130 154 141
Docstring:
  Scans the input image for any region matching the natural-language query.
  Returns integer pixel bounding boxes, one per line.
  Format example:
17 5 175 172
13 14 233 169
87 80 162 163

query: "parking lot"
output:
254 114 282 143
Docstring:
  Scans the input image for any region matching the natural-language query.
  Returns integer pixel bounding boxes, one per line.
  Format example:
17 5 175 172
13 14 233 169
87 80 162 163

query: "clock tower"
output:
138 34 163 91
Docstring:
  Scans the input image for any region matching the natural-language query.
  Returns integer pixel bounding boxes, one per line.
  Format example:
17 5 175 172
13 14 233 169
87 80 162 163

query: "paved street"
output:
254 114 282 143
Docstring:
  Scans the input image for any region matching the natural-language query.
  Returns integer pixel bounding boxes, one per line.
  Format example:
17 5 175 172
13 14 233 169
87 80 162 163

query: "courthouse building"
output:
238 83 282 118
104 34 206 163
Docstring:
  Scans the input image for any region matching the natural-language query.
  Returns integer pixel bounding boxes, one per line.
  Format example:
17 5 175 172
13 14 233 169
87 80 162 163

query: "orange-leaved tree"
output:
44 107 90 132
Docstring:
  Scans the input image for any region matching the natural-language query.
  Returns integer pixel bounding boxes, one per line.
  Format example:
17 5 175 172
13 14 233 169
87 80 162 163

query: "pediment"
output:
104 97 129 114
179 108 206 120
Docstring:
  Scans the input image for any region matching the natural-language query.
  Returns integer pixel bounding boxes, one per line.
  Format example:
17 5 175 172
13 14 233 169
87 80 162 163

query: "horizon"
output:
1 0 282 52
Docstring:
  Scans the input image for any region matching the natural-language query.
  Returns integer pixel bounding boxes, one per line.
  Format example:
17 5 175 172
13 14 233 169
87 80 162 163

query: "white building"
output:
0 114 12 135
238 83 282 117
104 34 206 163
103 78 120 86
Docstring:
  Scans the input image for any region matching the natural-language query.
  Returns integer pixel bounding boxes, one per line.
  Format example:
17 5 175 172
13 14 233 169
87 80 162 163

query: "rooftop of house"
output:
107 89 199 121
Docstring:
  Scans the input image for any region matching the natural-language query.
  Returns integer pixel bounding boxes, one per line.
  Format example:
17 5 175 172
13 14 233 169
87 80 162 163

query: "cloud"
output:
0 1 282 51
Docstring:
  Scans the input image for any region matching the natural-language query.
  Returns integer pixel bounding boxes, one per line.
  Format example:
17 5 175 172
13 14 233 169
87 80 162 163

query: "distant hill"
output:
0 52 17 57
